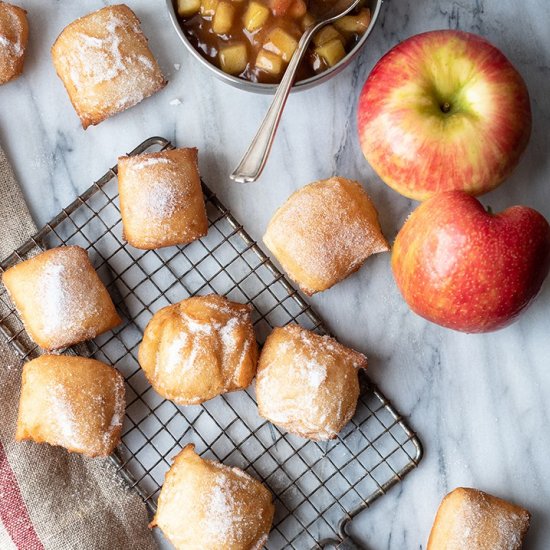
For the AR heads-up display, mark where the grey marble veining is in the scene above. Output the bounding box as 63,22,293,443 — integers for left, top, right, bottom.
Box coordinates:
1,0,550,548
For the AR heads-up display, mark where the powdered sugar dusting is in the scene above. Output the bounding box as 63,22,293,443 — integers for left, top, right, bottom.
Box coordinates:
264,177,389,293
257,324,366,440
138,54,154,70
52,6,165,125
219,316,240,359
0,33,21,57
4,246,119,350
303,357,327,389
0,5,25,73
67,13,141,87
39,256,103,342
124,157,190,231
49,382,84,449
156,448,273,548
105,374,125,446
446,490,530,549
205,473,237,542
21,357,126,456
129,157,172,170
145,295,257,405
162,331,189,374
200,460,271,546
143,180,180,220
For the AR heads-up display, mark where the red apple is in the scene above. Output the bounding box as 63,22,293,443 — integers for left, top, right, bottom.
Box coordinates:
392,191,550,333
357,30,532,201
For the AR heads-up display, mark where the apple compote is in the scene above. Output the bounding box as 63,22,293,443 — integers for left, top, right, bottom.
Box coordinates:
176,0,371,83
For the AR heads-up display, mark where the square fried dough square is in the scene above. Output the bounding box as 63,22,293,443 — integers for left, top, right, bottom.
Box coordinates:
118,147,208,249
51,5,166,128
2,245,121,350
16,355,125,457
0,2,28,84
427,487,530,550
264,177,389,295
151,444,274,549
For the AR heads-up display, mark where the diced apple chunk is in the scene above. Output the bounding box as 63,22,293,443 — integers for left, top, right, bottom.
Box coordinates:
270,0,294,17
315,38,346,66
219,43,248,74
288,0,307,18
255,49,283,75
200,0,219,16
334,8,371,36
212,1,235,34
178,0,201,17
313,25,343,47
264,27,298,62
243,1,270,31
301,12,314,30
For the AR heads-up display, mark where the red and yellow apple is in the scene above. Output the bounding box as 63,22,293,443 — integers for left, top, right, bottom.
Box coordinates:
392,191,550,333
357,30,532,201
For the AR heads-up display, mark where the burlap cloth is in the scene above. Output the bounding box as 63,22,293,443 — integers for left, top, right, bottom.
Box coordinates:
0,146,158,550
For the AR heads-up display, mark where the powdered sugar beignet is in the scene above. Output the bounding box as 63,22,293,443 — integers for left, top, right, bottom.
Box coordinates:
118,147,208,250
51,5,166,128
263,177,389,295
0,1,28,84
16,355,125,457
2,245,121,350
138,295,258,405
427,487,530,550
151,444,274,550
256,324,367,441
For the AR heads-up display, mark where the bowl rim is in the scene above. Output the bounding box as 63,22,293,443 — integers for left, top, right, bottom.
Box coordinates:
164,0,383,93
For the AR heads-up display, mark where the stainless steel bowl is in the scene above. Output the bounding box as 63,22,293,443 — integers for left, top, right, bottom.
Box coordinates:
165,0,383,93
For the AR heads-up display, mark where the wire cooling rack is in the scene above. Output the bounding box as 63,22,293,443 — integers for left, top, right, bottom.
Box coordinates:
0,137,422,549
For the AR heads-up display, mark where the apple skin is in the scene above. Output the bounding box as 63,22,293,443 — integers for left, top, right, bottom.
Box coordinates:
357,30,532,201
392,191,550,333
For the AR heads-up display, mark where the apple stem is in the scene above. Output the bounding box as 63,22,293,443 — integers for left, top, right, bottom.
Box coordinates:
440,102,451,114
486,205,493,215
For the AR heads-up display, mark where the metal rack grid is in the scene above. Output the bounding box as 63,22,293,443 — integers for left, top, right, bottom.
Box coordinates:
0,137,422,549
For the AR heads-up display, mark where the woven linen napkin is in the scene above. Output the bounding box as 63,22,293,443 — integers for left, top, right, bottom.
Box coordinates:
0,146,157,550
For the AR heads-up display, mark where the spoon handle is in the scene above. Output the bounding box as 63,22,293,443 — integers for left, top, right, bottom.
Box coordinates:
230,25,318,183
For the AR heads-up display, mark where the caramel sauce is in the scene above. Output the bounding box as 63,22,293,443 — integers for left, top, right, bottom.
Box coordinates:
177,0,369,84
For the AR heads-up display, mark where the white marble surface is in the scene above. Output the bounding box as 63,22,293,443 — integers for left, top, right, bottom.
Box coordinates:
1,0,550,548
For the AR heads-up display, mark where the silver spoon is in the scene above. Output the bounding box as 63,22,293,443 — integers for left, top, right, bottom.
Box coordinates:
230,0,362,183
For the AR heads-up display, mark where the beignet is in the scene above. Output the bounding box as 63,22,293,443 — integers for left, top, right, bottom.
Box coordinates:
16,355,125,457
51,5,166,128
427,487,531,550
0,1,28,84
118,148,208,249
151,444,274,550
138,295,258,405
2,245,121,350
263,177,389,295
256,324,367,440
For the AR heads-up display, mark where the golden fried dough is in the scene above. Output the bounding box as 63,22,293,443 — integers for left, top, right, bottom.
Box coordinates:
264,177,389,295
139,295,258,405
427,487,531,550
256,323,367,440
2,246,121,350
0,1,28,84
51,5,166,128
118,148,208,249
16,355,125,457
151,444,274,550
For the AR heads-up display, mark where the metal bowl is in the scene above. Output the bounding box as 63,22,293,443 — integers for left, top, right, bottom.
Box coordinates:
165,0,383,94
